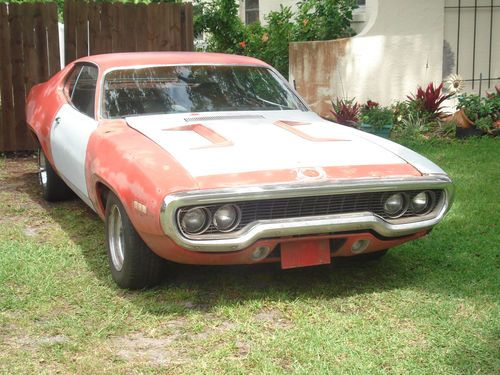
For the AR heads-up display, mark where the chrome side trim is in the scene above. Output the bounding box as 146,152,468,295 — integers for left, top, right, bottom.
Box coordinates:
160,175,454,252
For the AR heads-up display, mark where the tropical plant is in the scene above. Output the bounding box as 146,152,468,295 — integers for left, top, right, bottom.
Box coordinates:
407,83,453,119
394,113,427,139
330,98,360,127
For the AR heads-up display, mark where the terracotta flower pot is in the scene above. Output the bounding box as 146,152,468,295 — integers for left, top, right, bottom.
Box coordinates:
451,109,474,129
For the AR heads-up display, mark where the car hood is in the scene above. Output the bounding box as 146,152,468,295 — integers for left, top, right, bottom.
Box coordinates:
125,111,421,188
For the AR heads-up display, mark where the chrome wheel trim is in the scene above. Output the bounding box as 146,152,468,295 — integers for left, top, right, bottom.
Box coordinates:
108,205,125,271
38,151,48,188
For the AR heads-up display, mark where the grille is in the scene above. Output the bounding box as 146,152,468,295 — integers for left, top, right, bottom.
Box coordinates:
184,114,264,122
182,189,443,235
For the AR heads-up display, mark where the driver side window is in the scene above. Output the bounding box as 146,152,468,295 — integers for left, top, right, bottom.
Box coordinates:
65,65,98,118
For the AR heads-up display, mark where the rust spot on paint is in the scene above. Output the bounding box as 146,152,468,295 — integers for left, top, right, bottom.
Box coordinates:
163,124,233,149
133,200,148,215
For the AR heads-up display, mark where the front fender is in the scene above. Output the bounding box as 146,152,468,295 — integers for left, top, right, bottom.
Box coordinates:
85,120,198,236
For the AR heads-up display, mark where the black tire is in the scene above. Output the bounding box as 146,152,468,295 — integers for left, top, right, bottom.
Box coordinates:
38,149,74,202
105,192,165,289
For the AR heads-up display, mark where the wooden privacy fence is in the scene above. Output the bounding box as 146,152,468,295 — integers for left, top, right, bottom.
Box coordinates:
0,1,194,152
0,2,60,152
64,0,194,65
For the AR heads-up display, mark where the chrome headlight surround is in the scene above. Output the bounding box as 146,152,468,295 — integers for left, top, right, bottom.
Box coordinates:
160,175,454,252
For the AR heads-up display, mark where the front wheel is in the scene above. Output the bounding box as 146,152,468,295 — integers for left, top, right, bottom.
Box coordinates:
105,193,165,289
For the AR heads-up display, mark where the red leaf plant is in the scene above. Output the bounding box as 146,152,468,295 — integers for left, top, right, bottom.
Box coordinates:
364,100,379,109
330,98,360,127
407,82,452,118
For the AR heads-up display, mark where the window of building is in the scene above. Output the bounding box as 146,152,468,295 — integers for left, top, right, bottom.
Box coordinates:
358,0,366,6
245,0,259,24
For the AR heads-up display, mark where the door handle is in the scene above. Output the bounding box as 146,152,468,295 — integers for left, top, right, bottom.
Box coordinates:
54,117,61,127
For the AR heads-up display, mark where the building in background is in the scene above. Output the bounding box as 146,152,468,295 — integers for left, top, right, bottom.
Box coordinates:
284,0,499,116
237,0,367,28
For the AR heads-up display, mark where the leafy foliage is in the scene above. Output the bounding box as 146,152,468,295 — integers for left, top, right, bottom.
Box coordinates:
330,98,360,126
457,93,499,126
360,102,393,130
293,0,357,41
194,0,245,53
195,0,357,77
475,116,494,132
407,83,452,119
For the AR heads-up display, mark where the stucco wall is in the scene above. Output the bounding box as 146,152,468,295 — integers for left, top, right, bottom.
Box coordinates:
289,0,446,117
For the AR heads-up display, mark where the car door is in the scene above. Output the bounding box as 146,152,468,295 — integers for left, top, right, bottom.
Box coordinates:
50,64,99,208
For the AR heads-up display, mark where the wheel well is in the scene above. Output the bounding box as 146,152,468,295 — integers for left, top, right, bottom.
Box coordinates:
96,182,111,213
30,130,41,148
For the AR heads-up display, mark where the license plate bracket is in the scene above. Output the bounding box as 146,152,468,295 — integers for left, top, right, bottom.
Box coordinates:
280,239,331,269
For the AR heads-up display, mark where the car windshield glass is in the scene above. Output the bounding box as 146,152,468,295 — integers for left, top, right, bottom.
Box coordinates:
103,65,306,118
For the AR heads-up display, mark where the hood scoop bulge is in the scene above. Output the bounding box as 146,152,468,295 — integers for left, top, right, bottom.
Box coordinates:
184,114,265,122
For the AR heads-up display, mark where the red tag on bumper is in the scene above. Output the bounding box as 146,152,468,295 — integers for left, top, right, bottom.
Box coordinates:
280,239,331,269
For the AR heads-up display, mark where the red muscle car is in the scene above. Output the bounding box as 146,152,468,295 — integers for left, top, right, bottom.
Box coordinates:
26,52,454,289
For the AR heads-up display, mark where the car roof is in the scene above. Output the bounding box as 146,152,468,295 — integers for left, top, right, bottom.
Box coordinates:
75,52,270,71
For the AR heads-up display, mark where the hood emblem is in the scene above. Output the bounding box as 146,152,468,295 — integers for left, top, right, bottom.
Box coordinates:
297,167,326,180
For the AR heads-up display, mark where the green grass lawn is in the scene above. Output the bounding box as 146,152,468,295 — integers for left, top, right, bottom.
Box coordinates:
0,138,499,374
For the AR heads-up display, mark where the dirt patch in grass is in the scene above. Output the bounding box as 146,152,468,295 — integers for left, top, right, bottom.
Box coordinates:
108,333,188,366
253,308,293,329
4,334,70,351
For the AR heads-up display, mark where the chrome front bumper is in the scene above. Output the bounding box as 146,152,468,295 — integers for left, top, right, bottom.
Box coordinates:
160,175,454,252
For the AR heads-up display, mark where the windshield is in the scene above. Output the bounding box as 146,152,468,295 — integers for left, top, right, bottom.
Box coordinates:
102,65,306,118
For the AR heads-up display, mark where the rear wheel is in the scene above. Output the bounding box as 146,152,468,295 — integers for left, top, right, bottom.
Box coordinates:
105,192,165,289
38,149,74,202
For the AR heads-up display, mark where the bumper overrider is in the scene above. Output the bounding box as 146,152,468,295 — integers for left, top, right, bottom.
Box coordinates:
160,175,454,252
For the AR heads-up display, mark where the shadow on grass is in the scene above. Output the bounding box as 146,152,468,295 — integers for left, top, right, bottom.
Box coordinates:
11,163,498,317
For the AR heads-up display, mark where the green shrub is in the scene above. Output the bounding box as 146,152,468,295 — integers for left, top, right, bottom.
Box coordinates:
475,116,494,132
360,103,393,130
195,0,358,77
293,0,356,41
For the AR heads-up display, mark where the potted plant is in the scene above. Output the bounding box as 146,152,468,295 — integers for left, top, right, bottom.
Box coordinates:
330,98,360,127
359,100,393,138
454,91,499,138
486,86,500,136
